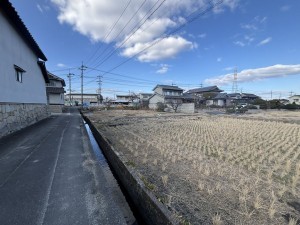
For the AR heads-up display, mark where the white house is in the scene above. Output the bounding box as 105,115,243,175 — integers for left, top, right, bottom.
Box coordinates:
149,85,184,109
46,72,66,113
289,95,300,105
139,93,152,108
0,0,50,138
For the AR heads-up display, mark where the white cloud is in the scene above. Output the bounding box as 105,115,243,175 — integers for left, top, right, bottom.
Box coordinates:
37,4,50,13
121,36,195,62
234,35,254,47
280,5,291,12
57,63,67,67
205,64,300,86
156,64,170,74
241,24,257,30
257,37,272,46
217,57,222,62
244,35,254,43
236,16,268,47
198,33,207,39
37,4,43,12
254,16,267,24
50,0,239,62
234,41,245,47
224,66,234,71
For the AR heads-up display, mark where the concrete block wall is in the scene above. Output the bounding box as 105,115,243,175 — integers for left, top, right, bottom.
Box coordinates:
49,104,64,113
177,103,195,113
0,103,49,138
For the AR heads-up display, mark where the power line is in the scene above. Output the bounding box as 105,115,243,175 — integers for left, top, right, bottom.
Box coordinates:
90,0,166,69
87,66,161,83
96,0,224,76
85,0,132,65
49,67,77,73
88,0,147,67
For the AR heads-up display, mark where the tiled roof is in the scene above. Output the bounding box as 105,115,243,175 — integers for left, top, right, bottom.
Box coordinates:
182,93,195,100
152,85,183,91
187,86,223,94
47,72,66,86
1,0,47,61
241,93,259,98
214,93,228,99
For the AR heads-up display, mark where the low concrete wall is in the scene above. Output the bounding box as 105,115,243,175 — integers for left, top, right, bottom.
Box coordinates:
83,115,177,225
0,103,49,138
49,104,64,113
177,103,195,113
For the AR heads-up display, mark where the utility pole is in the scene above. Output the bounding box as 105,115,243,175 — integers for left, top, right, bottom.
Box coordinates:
232,67,238,93
79,62,87,108
97,75,102,105
67,71,74,106
271,90,273,100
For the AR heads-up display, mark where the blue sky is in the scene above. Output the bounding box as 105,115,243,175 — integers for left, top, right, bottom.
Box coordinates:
10,0,300,99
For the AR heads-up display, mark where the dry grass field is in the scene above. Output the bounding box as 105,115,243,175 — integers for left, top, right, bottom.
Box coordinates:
87,110,300,225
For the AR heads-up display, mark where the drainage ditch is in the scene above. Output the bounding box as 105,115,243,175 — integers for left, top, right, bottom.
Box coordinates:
83,120,145,225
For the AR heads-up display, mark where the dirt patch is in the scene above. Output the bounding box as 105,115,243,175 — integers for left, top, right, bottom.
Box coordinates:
86,110,300,225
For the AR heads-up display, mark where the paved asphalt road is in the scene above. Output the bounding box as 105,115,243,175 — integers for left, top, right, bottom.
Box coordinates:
0,108,136,225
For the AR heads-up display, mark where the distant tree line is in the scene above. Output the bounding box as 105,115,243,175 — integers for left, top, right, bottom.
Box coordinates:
253,99,300,110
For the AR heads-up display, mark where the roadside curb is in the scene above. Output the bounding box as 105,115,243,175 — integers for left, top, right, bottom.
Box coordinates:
82,115,178,225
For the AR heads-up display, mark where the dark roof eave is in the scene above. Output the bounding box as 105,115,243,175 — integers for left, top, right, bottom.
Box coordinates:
152,84,183,91
47,72,66,86
38,61,49,83
1,0,47,61
187,86,223,93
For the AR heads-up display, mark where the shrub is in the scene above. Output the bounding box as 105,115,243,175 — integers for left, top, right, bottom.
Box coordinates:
282,103,299,110
156,102,165,112
247,104,258,109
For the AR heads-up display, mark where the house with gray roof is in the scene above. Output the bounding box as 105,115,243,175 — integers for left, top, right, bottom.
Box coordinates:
206,92,260,107
186,86,223,106
148,85,195,112
149,85,184,109
186,86,223,95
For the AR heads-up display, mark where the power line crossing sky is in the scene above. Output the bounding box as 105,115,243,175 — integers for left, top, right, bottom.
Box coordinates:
10,0,300,99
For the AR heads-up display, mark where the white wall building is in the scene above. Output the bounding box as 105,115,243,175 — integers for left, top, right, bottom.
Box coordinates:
148,85,184,109
0,0,49,137
65,93,100,106
289,95,300,105
46,72,66,113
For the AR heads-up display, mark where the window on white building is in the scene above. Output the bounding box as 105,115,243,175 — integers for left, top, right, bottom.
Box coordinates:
14,65,26,83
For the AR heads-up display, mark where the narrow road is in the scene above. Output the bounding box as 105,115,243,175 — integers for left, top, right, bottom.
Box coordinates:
0,108,136,225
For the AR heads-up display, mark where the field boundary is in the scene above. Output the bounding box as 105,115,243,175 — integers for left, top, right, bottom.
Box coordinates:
83,115,177,225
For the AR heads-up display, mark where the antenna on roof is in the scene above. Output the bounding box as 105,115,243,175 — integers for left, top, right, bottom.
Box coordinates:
232,67,238,93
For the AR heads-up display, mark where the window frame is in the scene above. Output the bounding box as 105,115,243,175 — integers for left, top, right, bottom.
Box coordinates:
14,65,26,83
